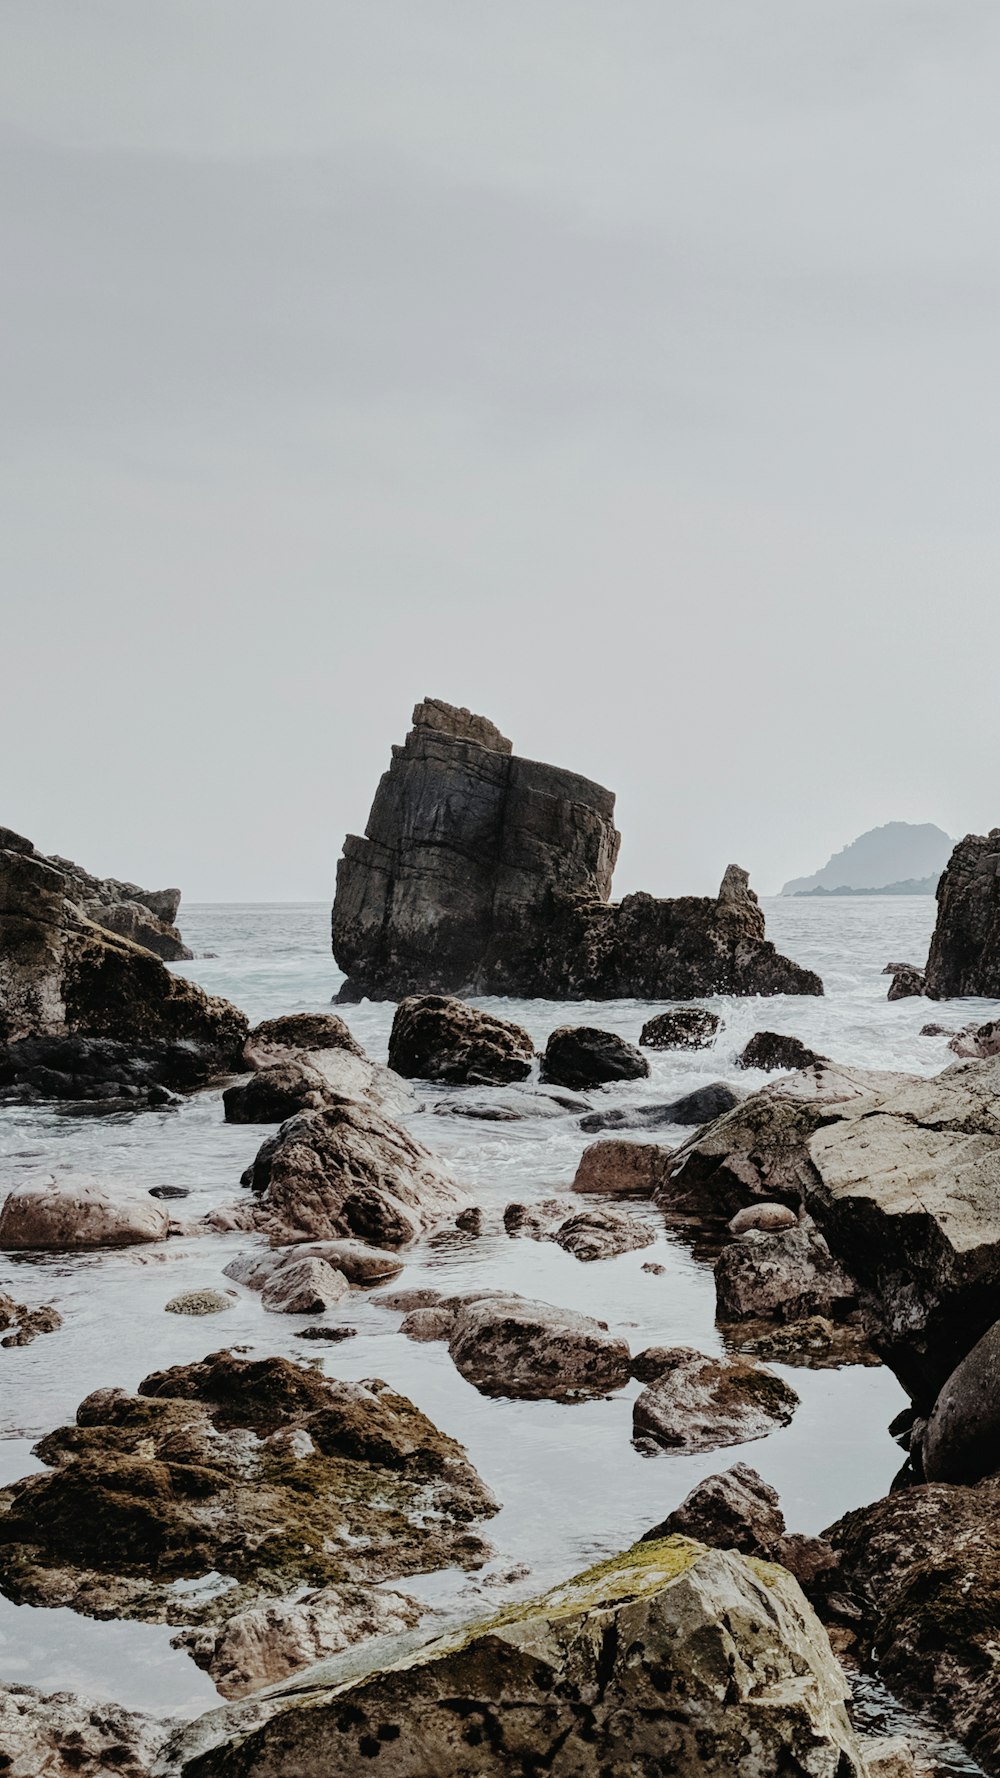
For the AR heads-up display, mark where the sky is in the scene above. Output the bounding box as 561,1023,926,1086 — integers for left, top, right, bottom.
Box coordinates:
3,2,1000,903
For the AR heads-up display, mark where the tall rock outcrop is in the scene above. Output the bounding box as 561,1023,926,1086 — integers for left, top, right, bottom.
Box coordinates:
925,828,1000,998
332,700,822,1002
0,832,246,1091
0,825,191,960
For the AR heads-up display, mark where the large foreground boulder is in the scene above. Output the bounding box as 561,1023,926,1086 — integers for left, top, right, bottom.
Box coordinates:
331,700,822,1000
823,1479,1000,1773
659,1057,1000,1402
925,828,1000,998
0,1352,497,1696
242,1099,470,1245
0,833,246,1094
167,1537,865,1778
387,994,534,1084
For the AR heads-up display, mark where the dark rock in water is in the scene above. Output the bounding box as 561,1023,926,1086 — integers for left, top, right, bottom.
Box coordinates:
922,1318,1000,1483
444,1292,632,1401
632,1348,798,1452
330,700,823,1001
721,1314,878,1370
149,1185,189,1200
387,994,533,1085
242,1099,470,1245
886,966,925,1001
642,1462,786,1556
223,1060,333,1124
921,1022,953,1037
824,1479,1000,1772
738,1031,824,1072
571,1138,669,1196
948,1018,1000,1059
295,1324,357,1342
581,1081,740,1132
640,1006,721,1049
925,828,1000,999
540,1025,648,1090
165,1537,863,1778
551,1205,655,1262
662,1058,1000,1404
714,1219,857,1325
0,1352,497,1696
0,835,246,1099
0,1292,61,1347
503,1197,577,1238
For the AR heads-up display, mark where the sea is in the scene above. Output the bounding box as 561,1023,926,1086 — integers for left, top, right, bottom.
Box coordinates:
0,895,994,1769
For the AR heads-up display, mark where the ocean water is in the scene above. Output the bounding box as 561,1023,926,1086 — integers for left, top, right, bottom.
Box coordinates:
0,895,994,1762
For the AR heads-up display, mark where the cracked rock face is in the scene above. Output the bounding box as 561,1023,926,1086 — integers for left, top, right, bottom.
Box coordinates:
164,1537,866,1778
658,1058,1000,1402
331,699,822,1001
925,828,1000,998
0,1352,497,1695
0,1681,167,1778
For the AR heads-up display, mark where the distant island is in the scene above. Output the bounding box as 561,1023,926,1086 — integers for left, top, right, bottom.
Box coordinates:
782,821,952,897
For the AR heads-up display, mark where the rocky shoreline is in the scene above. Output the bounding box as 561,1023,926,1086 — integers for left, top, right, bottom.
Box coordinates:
3,719,1000,1775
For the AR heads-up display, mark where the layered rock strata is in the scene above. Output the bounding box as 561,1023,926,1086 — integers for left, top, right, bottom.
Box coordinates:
0,825,191,959
332,700,822,1001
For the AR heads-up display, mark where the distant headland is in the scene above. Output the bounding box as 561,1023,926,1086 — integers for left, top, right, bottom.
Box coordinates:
781,821,952,898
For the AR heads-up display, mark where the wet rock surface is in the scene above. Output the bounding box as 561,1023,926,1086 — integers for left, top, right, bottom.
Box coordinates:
948,1018,1000,1059
0,1680,167,1778
0,1352,497,1693
0,1291,62,1346
632,1347,799,1452
0,1178,170,1250
925,828,1000,999
242,1012,364,1066
581,1080,740,1132
330,699,822,1001
738,1030,825,1072
241,1098,470,1245
643,1462,786,1556
387,994,534,1084
550,1205,656,1262
639,1005,721,1049
222,1059,334,1124
414,1291,633,1400
887,966,926,1001
571,1136,669,1195
539,1024,649,1090
165,1537,864,1778
714,1217,858,1325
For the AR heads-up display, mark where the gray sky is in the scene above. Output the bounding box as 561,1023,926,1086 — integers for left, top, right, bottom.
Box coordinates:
3,2,1000,902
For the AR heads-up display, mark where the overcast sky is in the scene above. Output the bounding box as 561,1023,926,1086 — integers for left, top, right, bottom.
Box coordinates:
3,2,1000,902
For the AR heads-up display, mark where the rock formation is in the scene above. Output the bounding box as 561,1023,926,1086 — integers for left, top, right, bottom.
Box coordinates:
165,1537,866,1778
0,830,246,1097
925,828,1000,997
0,824,191,959
386,994,534,1084
631,1348,799,1452
332,699,823,1001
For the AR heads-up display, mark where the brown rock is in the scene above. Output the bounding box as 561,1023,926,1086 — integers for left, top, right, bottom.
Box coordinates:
552,1205,655,1262
633,1349,798,1452
0,1682,165,1778
572,1138,670,1196
714,1219,857,1324
387,994,534,1085
729,1202,799,1234
259,1256,351,1314
0,1179,169,1251
446,1293,632,1400
642,1462,786,1555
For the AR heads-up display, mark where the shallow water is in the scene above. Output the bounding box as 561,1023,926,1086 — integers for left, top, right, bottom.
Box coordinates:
0,895,994,1754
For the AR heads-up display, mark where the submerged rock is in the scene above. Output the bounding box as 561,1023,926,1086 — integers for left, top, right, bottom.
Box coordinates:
639,1006,721,1049
242,1099,470,1246
0,1352,497,1692
571,1137,669,1195
925,828,1000,998
0,1179,170,1251
0,1680,166,1778
165,1290,233,1316
540,1025,648,1090
166,1536,864,1778
0,833,246,1097
738,1031,824,1072
0,1293,61,1347
330,699,823,1001
551,1205,655,1262
632,1348,798,1452
580,1081,740,1133
387,994,534,1085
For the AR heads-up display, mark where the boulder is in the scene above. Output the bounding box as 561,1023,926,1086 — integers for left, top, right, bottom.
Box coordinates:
222,1060,332,1124
259,1256,350,1314
431,1090,569,1122
0,1179,169,1250
331,700,823,1001
540,1025,649,1090
738,1031,824,1072
640,1006,721,1049
0,1682,165,1778
445,1292,632,1400
0,1352,497,1683
225,1239,402,1294
948,1018,1000,1059
571,1137,669,1195
165,1290,233,1316
0,835,246,1093
580,1081,740,1133
18,831,192,962
887,966,925,1001
387,994,534,1084
824,1478,1000,1772
661,1057,1000,1402
242,1012,364,1067
175,1582,421,1700
642,1462,786,1556
632,1348,798,1452
551,1205,655,1262
503,1196,577,1238
729,1202,799,1234
922,1317,1000,1483
925,828,1000,998
714,1219,857,1324
858,1739,917,1778
242,1099,470,1246
166,1538,864,1778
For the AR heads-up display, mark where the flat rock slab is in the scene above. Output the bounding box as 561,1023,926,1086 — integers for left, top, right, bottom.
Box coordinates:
632,1348,798,1452
165,1537,864,1778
